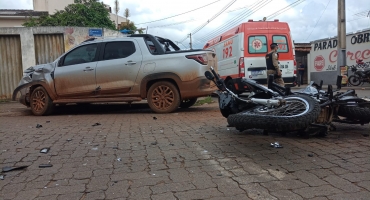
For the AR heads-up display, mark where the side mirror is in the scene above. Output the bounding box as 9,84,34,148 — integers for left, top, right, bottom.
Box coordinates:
57,57,63,67
204,71,214,80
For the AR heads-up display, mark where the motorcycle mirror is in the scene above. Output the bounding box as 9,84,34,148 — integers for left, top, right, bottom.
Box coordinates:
204,71,215,80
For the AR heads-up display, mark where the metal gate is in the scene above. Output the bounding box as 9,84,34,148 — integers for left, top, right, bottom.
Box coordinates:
34,34,65,65
0,35,22,100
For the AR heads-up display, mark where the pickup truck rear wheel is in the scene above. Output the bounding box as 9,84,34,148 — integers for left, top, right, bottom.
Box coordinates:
30,86,54,116
147,81,181,113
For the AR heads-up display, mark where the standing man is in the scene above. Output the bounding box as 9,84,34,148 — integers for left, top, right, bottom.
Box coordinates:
297,62,305,86
265,43,284,87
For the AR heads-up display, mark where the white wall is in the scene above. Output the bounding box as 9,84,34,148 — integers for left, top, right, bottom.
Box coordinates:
33,0,74,14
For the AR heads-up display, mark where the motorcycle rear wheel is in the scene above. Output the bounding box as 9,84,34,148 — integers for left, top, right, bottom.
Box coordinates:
348,75,362,86
227,94,321,132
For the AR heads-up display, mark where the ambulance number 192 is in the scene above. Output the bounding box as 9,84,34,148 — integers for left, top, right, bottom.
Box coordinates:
223,46,232,59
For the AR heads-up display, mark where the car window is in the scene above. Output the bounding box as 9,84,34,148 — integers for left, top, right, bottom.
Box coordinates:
248,36,267,54
272,35,289,53
146,39,157,54
63,44,98,66
103,41,136,60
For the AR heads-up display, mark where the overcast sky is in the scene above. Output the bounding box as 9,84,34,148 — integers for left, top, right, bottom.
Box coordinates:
1,0,369,49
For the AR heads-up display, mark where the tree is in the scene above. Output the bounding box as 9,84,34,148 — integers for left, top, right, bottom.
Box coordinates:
119,8,144,34
22,0,116,30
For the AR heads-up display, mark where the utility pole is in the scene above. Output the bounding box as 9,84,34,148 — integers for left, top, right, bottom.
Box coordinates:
189,33,193,50
337,0,346,76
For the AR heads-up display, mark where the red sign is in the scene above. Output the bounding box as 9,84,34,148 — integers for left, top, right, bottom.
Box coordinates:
314,55,325,71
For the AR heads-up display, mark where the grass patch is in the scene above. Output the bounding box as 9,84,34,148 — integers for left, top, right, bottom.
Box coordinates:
194,96,215,106
0,99,10,103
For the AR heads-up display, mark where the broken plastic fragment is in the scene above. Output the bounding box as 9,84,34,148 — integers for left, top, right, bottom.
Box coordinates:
270,142,283,148
2,165,28,172
39,164,53,168
308,154,314,157
66,139,72,142
0,175,4,180
117,158,122,162
91,147,98,150
40,148,50,153
36,124,42,128
92,123,101,126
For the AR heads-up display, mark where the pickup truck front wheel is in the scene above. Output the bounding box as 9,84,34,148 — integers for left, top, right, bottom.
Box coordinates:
30,86,54,116
147,81,180,113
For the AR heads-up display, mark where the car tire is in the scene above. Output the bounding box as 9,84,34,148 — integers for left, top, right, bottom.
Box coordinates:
30,86,54,116
179,98,198,108
147,81,181,113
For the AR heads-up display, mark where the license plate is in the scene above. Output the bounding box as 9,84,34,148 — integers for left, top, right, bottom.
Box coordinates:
251,70,264,76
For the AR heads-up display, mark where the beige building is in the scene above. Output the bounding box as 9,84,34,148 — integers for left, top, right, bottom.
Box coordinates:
0,0,126,27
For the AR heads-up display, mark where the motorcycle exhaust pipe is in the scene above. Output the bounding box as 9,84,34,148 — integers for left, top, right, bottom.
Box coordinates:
250,98,282,107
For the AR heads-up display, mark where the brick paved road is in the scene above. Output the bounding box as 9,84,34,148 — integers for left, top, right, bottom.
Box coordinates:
1,100,370,200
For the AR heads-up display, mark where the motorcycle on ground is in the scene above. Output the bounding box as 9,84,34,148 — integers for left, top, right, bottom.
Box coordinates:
348,59,370,86
267,75,370,136
204,67,321,134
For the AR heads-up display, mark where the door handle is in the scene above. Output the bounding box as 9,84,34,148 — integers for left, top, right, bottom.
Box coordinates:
125,61,136,65
83,67,94,71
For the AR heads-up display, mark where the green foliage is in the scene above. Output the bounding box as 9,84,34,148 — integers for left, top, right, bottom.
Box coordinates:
23,0,116,30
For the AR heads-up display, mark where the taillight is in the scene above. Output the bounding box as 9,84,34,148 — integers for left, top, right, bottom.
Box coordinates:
239,57,245,78
186,54,208,65
293,59,297,75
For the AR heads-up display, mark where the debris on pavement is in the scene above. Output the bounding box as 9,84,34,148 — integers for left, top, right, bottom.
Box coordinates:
151,141,158,145
92,123,101,126
0,175,4,180
308,154,314,157
40,148,50,153
66,139,72,142
36,124,42,128
270,142,283,148
2,165,28,172
91,147,98,150
39,164,53,168
117,158,122,161
153,117,157,120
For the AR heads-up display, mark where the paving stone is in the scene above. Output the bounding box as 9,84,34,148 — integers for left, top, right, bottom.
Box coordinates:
212,177,245,196
357,180,370,191
57,192,84,200
151,192,177,200
104,180,129,199
324,175,362,192
293,185,343,199
340,172,370,182
174,188,223,200
261,180,308,191
84,190,106,200
292,170,328,186
328,191,370,200
129,186,152,199
151,182,196,194
232,174,277,185
270,190,303,200
240,183,278,200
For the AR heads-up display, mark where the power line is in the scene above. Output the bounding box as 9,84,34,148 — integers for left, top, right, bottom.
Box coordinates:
136,0,221,25
189,0,267,44
266,0,305,20
305,0,332,41
192,0,271,46
149,19,197,28
178,0,237,43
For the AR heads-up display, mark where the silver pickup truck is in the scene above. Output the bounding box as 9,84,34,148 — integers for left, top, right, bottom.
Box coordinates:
12,34,218,115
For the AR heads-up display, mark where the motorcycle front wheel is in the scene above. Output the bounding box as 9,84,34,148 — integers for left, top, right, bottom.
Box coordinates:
348,75,362,86
227,94,321,132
